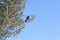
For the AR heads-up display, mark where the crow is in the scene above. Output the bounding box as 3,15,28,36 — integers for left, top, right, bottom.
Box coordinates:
25,16,29,22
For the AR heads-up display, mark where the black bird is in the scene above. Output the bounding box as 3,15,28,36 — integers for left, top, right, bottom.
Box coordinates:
25,16,29,22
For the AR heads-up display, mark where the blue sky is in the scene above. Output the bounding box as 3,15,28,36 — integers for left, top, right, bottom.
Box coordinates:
8,0,60,40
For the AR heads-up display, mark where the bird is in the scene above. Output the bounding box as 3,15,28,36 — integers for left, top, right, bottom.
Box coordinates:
25,16,30,22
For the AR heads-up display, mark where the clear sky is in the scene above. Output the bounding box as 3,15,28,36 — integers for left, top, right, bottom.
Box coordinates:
8,0,60,40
